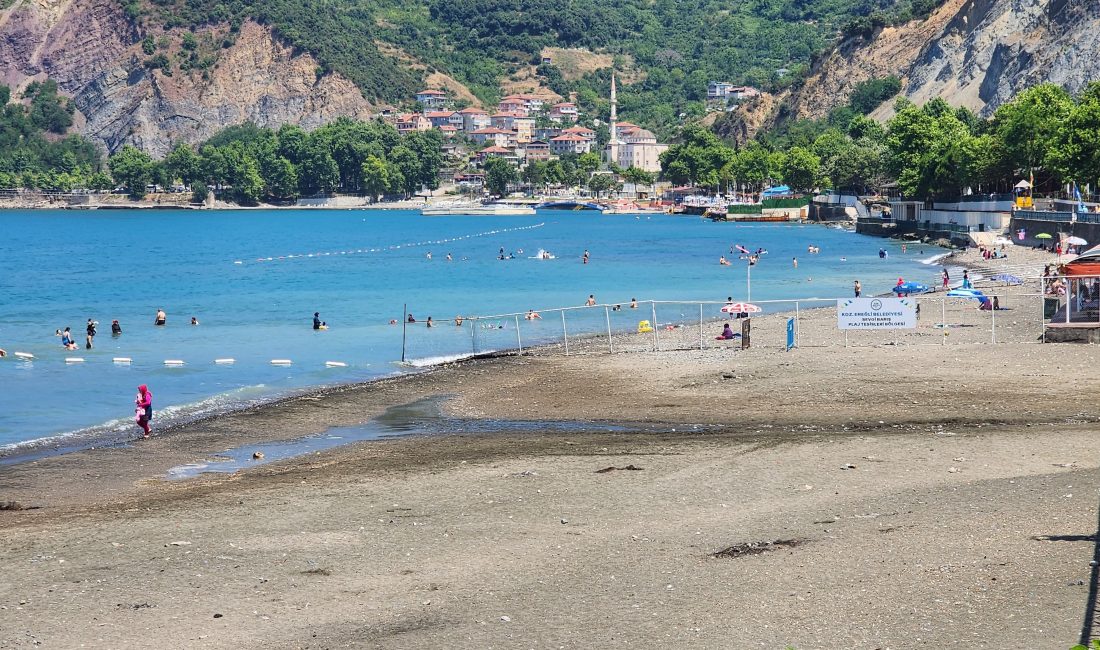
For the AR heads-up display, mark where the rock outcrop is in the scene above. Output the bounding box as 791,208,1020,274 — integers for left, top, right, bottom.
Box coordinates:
790,0,1100,121
0,0,374,156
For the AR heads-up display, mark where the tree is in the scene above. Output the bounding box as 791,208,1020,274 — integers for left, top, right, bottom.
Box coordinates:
522,160,547,189
1047,83,1100,188
780,146,820,192
622,166,655,197
360,155,389,201
108,145,155,198
587,172,617,198
483,157,517,197
163,143,201,186
993,84,1073,184
266,156,299,200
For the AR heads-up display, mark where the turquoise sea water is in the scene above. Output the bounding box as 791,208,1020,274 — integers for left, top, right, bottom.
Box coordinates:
0,208,944,452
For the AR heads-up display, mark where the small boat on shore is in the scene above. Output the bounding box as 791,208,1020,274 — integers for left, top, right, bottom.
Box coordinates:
421,201,536,216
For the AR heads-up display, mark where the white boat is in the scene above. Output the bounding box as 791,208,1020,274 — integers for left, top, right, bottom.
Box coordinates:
421,201,536,216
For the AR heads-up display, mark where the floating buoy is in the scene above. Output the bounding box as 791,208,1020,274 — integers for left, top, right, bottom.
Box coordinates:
270,359,292,366
214,358,235,365
325,361,347,368
14,352,34,360
65,357,85,363
113,357,132,364
164,359,185,366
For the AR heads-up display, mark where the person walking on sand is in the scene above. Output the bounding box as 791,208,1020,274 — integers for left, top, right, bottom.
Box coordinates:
854,280,862,298
155,309,166,326
135,384,152,439
942,268,950,289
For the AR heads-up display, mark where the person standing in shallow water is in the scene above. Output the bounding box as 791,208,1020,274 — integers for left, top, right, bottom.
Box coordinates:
135,385,152,439
854,280,862,298
154,309,166,326
313,312,321,330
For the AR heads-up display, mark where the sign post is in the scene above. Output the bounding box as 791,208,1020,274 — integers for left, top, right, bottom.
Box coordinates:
837,297,917,332
785,317,795,351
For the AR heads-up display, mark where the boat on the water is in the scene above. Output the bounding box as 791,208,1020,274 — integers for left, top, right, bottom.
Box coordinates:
421,201,536,216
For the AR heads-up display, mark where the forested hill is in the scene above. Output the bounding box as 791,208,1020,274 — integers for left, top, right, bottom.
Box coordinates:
133,0,940,133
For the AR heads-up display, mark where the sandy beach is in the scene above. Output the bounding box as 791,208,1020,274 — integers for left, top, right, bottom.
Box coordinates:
2,244,1099,649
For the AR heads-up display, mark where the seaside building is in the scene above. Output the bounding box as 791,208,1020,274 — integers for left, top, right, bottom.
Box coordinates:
523,140,552,162
458,107,491,133
470,127,516,148
416,89,448,109
425,111,457,128
551,133,592,155
602,73,668,172
615,128,668,173
476,145,517,164
535,126,563,141
549,102,579,123
395,113,431,134
562,125,595,139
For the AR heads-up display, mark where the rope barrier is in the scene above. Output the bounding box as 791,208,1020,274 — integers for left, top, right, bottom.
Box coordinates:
239,222,547,265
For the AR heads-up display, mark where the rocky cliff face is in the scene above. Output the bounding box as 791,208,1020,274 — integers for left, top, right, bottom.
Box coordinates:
790,0,1100,121
0,0,374,156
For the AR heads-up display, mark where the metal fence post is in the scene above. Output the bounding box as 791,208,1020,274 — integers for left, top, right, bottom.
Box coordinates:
604,306,614,353
990,296,996,344
515,315,523,353
795,300,801,348
561,310,570,355
651,302,660,352
699,303,704,350
472,317,479,353
941,296,946,345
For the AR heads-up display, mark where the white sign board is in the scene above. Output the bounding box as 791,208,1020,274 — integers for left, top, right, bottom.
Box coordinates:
837,297,916,330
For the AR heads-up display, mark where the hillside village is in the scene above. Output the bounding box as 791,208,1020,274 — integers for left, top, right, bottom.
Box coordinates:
381,79,671,188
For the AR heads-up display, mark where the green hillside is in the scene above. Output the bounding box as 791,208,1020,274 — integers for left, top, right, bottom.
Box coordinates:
133,0,942,135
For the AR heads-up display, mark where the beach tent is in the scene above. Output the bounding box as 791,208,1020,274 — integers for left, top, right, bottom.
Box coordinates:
1061,244,1100,277
762,185,791,197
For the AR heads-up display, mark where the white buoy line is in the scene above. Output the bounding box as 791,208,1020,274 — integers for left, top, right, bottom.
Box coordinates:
239,222,547,265
4,356,353,369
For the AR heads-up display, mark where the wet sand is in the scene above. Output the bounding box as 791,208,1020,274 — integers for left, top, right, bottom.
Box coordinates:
2,263,1099,648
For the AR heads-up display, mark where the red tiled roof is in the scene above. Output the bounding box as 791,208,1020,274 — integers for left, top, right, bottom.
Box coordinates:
551,134,587,142
480,145,511,153
471,127,509,134
459,107,489,114
424,111,456,118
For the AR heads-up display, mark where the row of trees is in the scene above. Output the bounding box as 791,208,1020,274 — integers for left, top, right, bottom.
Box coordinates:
660,83,1100,200
108,119,445,203
480,152,650,198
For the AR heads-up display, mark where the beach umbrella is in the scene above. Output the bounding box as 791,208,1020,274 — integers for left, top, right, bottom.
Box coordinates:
1066,236,1088,246
721,302,762,314
991,273,1023,285
947,288,986,299
1035,233,1053,239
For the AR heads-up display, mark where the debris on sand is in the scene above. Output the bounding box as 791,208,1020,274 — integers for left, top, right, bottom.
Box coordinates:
711,539,805,559
596,465,643,474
